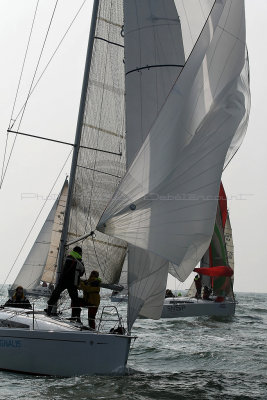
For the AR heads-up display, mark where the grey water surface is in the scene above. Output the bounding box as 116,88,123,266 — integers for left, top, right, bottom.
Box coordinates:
0,287,266,400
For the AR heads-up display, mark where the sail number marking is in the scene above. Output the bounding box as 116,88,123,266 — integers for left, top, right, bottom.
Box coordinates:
167,305,186,312
0,339,22,348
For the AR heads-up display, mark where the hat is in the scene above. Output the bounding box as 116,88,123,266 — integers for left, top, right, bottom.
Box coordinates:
73,246,82,255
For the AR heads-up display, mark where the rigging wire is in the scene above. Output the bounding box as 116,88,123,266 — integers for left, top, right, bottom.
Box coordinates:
0,0,40,189
0,0,59,189
0,149,73,293
7,0,87,134
0,0,89,190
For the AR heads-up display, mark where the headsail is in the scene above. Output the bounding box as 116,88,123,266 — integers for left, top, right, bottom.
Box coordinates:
124,0,187,327
97,1,249,289
11,179,68,291
97,0,249,328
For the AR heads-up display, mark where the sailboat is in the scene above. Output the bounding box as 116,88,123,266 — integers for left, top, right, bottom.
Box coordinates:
0,0,249,376
162,183,236,318
7,179,68,298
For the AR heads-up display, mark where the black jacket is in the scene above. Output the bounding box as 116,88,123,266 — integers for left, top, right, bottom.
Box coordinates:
4,297,32,309
60,255,85,287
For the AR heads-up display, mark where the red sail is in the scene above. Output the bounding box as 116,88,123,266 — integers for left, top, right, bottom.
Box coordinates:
194,266,233,277
219,183,227,229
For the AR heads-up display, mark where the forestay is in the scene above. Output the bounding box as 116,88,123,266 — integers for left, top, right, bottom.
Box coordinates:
98,0,249,299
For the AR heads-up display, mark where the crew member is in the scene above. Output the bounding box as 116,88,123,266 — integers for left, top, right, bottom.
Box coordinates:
45,246,85,316
4,286,32,309
78,270,101,329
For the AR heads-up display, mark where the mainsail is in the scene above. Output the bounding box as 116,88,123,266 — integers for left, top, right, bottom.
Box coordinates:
11,179,68,291
64,1,127,283
97,0,250,328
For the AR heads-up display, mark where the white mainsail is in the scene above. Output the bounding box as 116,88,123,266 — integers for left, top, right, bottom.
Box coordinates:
97,0,250,328
65,0,127,284
11,180,68,291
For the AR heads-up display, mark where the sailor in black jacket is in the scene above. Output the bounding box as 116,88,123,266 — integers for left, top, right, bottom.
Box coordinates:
46,246,85,316
5,286,32,309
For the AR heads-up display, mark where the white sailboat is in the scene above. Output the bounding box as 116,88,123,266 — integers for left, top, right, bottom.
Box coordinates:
162,183,236,318
8,179,68,298
0,0,249,376
0,0,132,376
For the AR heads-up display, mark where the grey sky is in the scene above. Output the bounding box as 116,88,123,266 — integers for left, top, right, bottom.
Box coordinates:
0,1,266,293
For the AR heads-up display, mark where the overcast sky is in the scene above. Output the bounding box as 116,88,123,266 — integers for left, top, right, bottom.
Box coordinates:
0,1,266,293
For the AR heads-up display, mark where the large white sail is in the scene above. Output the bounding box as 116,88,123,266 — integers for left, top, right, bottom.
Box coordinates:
124,0,186,327
98,0,249,299
11,180,68,291
65,1,127,283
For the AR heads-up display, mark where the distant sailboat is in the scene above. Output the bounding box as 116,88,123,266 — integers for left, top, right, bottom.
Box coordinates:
162,183,236,318
8,179,68,298
0,0,249,376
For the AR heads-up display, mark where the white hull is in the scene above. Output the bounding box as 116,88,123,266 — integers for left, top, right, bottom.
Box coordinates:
161,297,235,318
0,309,132,376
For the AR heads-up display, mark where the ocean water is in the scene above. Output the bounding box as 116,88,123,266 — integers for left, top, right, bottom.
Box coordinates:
0,288,266,400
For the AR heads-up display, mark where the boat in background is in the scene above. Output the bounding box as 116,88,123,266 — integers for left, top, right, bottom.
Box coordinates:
8,179,68,298
161,183,236,318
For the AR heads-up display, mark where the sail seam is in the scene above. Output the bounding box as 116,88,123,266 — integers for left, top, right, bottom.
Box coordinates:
83,123,124,138
89,79,124,95
98,17,121,28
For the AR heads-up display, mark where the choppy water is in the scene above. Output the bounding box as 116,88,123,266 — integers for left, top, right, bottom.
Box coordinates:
0,287,266,400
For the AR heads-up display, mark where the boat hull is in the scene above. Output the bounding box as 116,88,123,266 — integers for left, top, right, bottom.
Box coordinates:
0,310,132,376
161,297,235,318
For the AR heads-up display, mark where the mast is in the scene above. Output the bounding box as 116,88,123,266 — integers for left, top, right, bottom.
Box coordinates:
56,0,100,279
